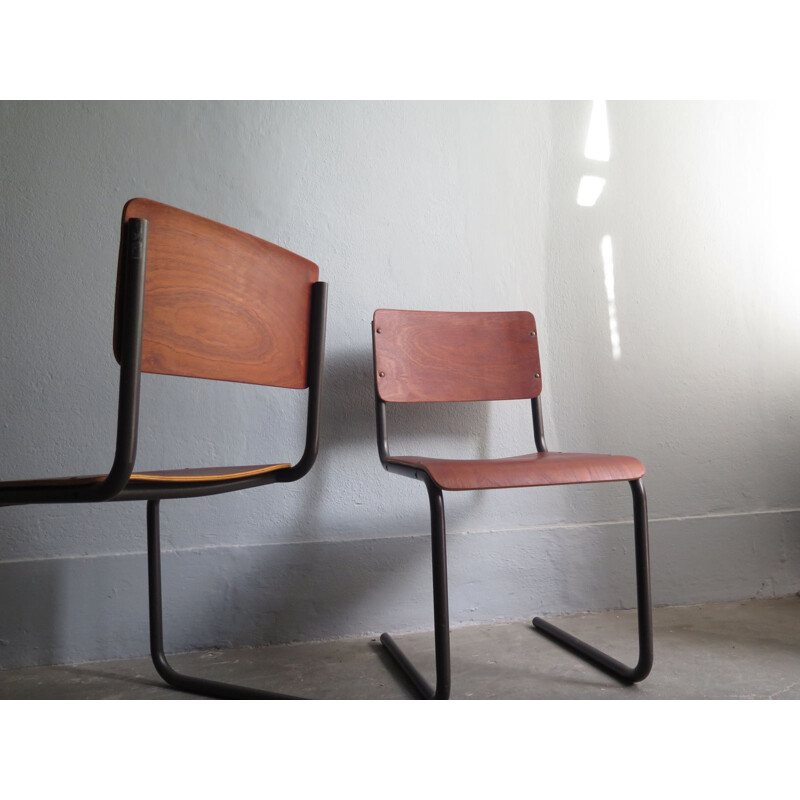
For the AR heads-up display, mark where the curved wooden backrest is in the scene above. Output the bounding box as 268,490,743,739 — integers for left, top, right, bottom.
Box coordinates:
116,198,318,388
373,309,542,403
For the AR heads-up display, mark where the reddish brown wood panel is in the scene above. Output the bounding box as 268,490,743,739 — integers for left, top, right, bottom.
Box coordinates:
386,451,645,491
0,463,291,488
128,464,290,482
373,309,542,403
119,198,318,388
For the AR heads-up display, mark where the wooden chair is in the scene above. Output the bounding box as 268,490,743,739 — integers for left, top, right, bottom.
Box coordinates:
0,198,327,699
371,309,652,699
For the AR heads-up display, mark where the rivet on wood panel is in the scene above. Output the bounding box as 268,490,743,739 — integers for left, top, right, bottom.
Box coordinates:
376,328,382,333
379,371,385,377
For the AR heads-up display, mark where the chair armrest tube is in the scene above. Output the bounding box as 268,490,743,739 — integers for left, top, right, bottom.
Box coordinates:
277,281,327,483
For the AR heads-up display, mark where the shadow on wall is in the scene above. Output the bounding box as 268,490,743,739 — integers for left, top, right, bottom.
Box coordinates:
0,530,443,667
283,345,495,541
175,345,500,651
0,343,498,667
321,343,494,456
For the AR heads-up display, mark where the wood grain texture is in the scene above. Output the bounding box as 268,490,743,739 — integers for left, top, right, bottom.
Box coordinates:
386,452,645,491
0,463,291,488
373,309,542,403
119,198,319,388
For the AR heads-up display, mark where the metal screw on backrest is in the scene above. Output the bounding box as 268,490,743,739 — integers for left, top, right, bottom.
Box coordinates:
535,373,540,378
531,331,536,336
376,328,382,334
379,372,385,377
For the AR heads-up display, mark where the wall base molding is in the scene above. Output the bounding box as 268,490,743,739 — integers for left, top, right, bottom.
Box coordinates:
1,509,798,669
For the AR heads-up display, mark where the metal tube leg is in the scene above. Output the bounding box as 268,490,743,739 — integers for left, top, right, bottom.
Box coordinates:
532,479,653,684
146,499,301,699
379,483,451,699
631,478,654,680
146,499,172,684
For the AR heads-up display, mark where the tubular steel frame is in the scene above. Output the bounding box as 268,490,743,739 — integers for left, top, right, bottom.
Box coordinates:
1,218,328,700
374,362,653,699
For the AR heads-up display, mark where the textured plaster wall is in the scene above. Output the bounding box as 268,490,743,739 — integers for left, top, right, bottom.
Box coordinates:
1,101,798,667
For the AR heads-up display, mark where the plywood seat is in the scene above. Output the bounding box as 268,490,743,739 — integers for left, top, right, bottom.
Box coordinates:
0,463,291,489
385,451,645,491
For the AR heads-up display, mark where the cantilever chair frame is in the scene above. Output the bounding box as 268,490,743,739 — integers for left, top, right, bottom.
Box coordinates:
372,312,652,700
1,208,327,700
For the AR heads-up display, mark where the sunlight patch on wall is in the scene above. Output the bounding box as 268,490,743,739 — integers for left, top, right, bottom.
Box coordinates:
577,101,610,206
584,100,610,162
601,234,621,361
577,175,606,207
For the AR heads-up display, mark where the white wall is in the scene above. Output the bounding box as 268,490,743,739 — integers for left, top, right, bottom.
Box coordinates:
1,101,798,667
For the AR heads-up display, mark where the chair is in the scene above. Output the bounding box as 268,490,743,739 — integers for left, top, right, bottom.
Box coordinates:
371,308,652,699
0,198,327,699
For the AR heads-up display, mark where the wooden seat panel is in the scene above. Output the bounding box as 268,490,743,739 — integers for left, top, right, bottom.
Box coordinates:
0,463,291,489
385,451,645,491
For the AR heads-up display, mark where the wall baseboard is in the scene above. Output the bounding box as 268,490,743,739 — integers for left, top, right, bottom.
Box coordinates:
1,509,798,669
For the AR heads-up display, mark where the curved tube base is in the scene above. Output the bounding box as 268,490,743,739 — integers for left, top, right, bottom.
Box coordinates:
531,616,651,685
379,632,450,700
147,500,303,700
531,479,653,685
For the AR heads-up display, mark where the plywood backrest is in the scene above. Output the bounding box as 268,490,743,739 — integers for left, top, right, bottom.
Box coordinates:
373,309,542,403
117,198,318,388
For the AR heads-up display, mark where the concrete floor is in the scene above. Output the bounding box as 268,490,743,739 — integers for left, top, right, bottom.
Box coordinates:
1,596,799,699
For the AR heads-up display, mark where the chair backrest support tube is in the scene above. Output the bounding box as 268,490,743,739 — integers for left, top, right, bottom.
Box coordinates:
276,281,328,483
375,397,390,465
93,218,147,500
531,396,548,453
372,318,391,466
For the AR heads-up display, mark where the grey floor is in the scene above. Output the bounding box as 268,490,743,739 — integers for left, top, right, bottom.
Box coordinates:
1,596,799,700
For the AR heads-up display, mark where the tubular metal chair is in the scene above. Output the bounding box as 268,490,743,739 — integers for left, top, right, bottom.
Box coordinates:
371,309,652,699
0,198,327,699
